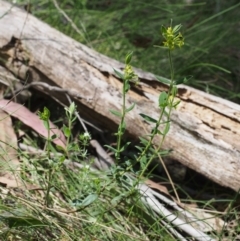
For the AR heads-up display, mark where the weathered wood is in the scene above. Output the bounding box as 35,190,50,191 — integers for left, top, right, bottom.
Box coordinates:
0,1,240,190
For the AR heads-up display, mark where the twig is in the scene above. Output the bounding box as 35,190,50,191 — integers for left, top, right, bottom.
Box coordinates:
90,139,115,170
160,219,188,241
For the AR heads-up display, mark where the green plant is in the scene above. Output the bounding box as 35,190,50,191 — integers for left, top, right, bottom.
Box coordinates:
106,22,187,190
62,102,91,159
106,52,138,164
38,103,91,206
5,1,240,237
137,22,186,178
30,23,186,237
38,106,56,206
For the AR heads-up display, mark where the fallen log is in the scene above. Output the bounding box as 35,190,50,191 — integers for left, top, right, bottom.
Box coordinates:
0,1,240,191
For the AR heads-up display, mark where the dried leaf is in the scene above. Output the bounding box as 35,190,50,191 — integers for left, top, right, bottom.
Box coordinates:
0,108,20,187
145,179,170,197
0,99,66,148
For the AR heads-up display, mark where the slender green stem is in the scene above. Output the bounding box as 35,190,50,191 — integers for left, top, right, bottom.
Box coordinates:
116,79,127,161
45,119,52,206
67,113,72,150
45,170,52,206
168,49,174,82
138,49,175,178
136,106,166,163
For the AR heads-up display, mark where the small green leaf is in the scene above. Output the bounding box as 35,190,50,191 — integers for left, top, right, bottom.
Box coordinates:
171,85,178,96
38,106,50,121
173,24,182,33
125,52,133,65
111,194,124,205
105,145,117,153
159,149,172,156
119,142,131,152
59,155,66,164
163,122,170,135
114,68,124,79
175,78,185,85
124,80,130,93
158,91,168,107
4,215,44,228
154,45,169,50
43,120,50,131
56,145,66,153
135,145,143,152
161,25,167,35
156,129,163,135
81,194,98,207
155,75,171,85
110,109,122,117
139,137,149,145
125,102,135,113
63,125,71,138
140,155,147,168
149,146,157,154
69,102,76,115
139,113,157,123
176,75,192,85
159,120,171,125
118,121,126,133
172,100,181,108
51,134,57,140
184,75,192,84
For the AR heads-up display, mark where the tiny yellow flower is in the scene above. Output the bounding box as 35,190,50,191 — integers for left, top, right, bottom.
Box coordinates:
124,64,139,84
161,24,184,50
168,95,180,109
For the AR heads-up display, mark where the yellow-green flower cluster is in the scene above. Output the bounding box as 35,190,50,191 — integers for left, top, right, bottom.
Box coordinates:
167,95,181,109
162,24,184,50
124,64,139,83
